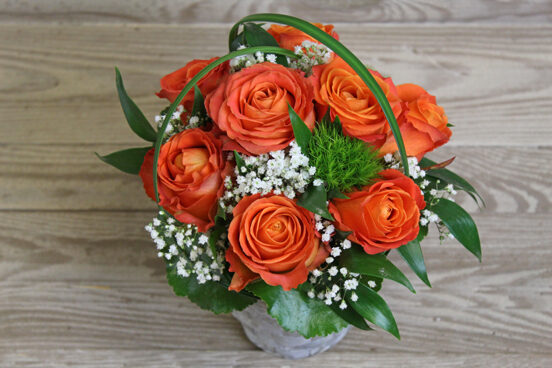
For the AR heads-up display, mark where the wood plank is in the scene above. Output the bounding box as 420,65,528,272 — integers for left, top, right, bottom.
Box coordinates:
1,350,551,368
0,144,549,213
1,0,551,24
0,24,551,146
1,211,551,354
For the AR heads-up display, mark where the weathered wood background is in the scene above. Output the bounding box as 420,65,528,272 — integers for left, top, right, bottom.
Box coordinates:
0,1,551,367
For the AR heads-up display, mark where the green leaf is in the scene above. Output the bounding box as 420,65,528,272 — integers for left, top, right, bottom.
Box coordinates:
348,283,400,339
329,303,372,331
115,67,157,142
420,157,485,207
339,245,415,293
191,85,207,118
230,31,246,51
208,225,225,259
327,188,349,199
214,203,227,222
297,184,334,220
167,264,256,314
398,239,431,287
243,23,288,66
95,147,151,175
432,198,482,261
288,104,312,155
247,282,349,338
233,150,246,173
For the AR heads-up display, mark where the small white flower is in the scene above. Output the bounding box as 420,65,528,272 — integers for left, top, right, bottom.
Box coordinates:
420,218,429,226
331,247,342,257
266,54,277,63
307,290,315,298
350,292,358,302
325,256,334,264
340,267,348,276
153,218,161,226
341,239,352,249
367,280,377,288
384,153,394,163
328,266,338,276
313,179,324,187
339,300,347,310
198,234,209,244
321,233,331,242
312,269,322,277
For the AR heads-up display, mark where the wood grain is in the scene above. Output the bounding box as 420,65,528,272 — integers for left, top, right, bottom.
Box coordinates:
1,211,551,354
1,0,551,24
1,350,551,368
1,144,549,213
0,24,551,146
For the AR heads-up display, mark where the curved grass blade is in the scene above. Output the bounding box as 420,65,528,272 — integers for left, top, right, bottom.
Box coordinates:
152,46,298,204
228,14,409,176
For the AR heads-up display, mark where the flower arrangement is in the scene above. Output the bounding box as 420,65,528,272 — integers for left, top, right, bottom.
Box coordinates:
98,14,482,341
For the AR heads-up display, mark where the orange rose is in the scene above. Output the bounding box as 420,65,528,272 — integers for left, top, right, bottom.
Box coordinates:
156,57,229,112
267,23,339,51
205,62,315,155
310,57,402,147
226,194,328,292
139,128,232,232
329,169,425,254
379,83,452,159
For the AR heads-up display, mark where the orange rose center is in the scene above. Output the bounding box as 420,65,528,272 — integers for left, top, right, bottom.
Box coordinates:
175,148,210,174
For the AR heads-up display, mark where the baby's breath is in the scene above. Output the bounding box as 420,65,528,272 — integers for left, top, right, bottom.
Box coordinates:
145,211,225,284
220,141,316,212
290,40,333,75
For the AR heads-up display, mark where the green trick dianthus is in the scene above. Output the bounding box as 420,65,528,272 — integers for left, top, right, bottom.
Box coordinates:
307,119,383,192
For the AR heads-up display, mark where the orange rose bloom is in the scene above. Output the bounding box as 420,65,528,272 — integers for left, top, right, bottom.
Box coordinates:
267,23,339,50
226,194,328,292
329,169,425,254
139,128,232,232
205,62,315,155
379,83,452,159
156,57,229,112
310,57,402,147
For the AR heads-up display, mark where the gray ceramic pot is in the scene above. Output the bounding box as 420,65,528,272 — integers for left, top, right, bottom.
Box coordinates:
232,301,351,359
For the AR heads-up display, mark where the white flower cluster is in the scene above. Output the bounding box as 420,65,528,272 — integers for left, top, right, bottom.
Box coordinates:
220,141,316,213
307,238,377,310
154,105,203,140
290,40,333,75
145,211,226,284
229,45,279,72
384,153,426,179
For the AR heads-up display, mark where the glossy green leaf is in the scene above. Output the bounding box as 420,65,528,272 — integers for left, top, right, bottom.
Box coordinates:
288,104,313,155
208,225,225,259
296,184,334,220
95,147,151,175
247,282,349,338
339,245,415,293
432,198,482,261
243,22,288,66
348,283,400,339
420,157,485,207
167,264,256,314
191,85,207,118
329,303,372,331
228,14,410,176
327,188,349,199
234,150,246,173
230,31,246,51
398,239,431,287
115,67,157,142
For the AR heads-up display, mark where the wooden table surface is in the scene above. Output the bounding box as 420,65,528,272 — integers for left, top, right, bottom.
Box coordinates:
1,1,551,367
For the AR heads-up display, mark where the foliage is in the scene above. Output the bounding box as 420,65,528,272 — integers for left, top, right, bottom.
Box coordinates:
307,119,382,192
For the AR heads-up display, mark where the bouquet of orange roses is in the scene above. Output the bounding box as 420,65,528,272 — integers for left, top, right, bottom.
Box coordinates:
98,14,482,341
